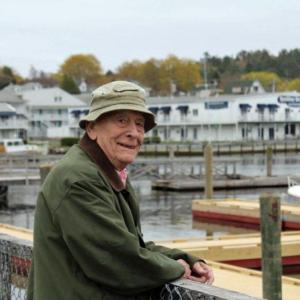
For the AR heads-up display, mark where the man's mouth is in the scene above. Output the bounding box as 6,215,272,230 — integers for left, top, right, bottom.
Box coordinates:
117,142,137,150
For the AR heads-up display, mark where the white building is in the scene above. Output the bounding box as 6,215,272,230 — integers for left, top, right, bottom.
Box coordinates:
22,87,86,138
0,103,28,139
146,91,300,142
1,82,300,143
0,85,29,140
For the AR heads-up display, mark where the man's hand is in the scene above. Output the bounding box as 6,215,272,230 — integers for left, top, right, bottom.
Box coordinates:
188,261,214,284
176,259,191,278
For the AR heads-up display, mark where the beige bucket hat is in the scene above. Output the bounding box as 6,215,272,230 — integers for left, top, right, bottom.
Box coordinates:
79,81,156,132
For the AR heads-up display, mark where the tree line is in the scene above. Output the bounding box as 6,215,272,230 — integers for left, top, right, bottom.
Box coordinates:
1,48,300,95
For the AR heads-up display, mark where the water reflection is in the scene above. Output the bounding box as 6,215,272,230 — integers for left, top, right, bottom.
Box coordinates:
192,220,257,237
0,180,291,241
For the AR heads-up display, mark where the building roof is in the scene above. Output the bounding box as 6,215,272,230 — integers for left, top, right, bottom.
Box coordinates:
76,93,91,105
21,87,86,108
224,80,257,94
0,84,24,104
0,103,17,116
147,91,300,106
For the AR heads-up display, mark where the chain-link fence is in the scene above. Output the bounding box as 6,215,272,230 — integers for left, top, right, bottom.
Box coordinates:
0,234,32,300
0,233,260,300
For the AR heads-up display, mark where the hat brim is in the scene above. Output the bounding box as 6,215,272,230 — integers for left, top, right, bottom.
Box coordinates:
79,103,156,132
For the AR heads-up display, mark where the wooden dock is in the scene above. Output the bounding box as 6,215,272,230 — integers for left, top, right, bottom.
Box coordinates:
1,224,300,299
192,199,300,230
158,231,300,273
152,176,288,191
209,260,300,299
140,140,300,156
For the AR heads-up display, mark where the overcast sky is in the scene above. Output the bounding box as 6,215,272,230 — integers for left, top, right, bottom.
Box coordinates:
1,0,300,77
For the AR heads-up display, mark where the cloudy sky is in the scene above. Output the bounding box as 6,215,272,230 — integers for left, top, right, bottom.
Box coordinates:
1,0,300,76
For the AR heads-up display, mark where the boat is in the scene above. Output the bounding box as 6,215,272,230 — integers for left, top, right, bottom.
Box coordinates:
287,176,300,199
0,139,43,154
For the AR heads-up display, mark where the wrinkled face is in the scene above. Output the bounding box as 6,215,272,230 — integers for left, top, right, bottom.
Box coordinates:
86,110,145,170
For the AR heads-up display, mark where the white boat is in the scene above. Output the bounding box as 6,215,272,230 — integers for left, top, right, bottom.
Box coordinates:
287,176,300,198
0,139,43,154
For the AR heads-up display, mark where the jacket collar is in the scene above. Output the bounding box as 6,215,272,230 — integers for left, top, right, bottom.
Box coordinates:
79,133,125,192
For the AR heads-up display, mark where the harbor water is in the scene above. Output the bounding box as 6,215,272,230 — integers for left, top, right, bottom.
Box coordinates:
0,152,298,240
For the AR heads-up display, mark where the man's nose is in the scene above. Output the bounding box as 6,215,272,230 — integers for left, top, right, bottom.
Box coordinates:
126,121,140,137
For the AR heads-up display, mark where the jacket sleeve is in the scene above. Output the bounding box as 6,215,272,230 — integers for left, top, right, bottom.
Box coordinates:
144,241,204,267
53,179,185,296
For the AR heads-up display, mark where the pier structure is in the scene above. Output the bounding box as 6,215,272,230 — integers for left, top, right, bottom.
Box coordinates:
0,153,239,183
140,139,300,156
1,224,300,299
0,227,262,300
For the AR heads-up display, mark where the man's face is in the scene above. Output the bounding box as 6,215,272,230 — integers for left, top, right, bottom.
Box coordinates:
86,110,145,170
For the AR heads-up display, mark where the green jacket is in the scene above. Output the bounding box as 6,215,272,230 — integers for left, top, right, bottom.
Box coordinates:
27,134,200,300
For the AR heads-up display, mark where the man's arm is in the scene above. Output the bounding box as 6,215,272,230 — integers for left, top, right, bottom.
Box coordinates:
144,240,214,284
53,180,186,296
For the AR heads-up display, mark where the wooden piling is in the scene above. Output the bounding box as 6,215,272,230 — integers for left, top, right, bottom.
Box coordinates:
259,193,282,300
266,146,273,177
204,143,213,199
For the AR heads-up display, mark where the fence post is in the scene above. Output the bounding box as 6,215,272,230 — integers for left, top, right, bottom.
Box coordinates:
266,146,273,177
259,193,282,300
204,143,213,199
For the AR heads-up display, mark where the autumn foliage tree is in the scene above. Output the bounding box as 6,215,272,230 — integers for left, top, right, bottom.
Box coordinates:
286,78,300,92
116,55,202,95
117,60,143,82
59,54,104,86
160,55,202,95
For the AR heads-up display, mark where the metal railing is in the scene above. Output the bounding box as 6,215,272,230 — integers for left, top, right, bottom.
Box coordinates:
0,233,261,300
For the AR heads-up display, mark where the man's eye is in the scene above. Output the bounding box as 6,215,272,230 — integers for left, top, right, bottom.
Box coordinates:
136,121,145,128
117,118,127,124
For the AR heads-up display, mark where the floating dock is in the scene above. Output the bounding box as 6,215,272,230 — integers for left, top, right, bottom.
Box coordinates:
192,199,300,230
158,231,300,274
152,176,288,191
1,224,300,299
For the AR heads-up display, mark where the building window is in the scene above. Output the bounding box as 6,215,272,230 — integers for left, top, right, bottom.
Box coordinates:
160,106,171,122
181,128,185,139
54,96,62,102
242,128,246,139
193,109,198,116
39,109,43,114
163,113,170,122
285,108,291,119
258,127,264,140
291,124,296,135
193,128,198,140
164,128,168,140
285,124,289,135
285,124,296,136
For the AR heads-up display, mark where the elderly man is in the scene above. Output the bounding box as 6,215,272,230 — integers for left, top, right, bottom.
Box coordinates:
27,81,213,300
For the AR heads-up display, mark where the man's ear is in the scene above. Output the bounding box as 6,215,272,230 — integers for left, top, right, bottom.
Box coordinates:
86,122,97,140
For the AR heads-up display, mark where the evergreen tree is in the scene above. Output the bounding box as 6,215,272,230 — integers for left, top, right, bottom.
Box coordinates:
60,75,80,94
